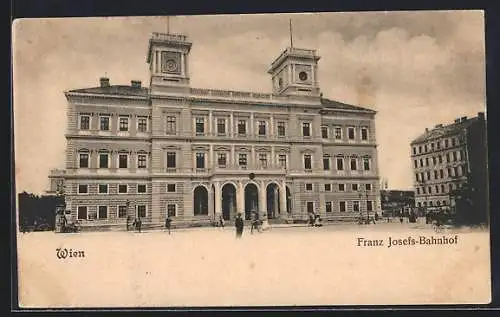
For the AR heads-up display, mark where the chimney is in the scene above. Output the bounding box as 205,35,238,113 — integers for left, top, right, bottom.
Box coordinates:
100,77,110,87
460,116,467,122
131,80,142,88
478,112,485,120
454,118,461,123
425,128,429,133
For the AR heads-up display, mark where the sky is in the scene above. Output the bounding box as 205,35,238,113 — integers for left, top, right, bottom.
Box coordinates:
12,11,486,194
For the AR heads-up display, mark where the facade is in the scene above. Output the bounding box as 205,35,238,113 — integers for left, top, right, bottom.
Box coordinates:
62,32,381,228
46,169,66,195
410,112,487,217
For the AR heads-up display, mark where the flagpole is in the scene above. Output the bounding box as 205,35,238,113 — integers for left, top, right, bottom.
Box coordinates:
289,19,293,48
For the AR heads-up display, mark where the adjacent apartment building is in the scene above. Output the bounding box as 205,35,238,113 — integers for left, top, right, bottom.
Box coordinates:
410,112,488,219
62,32,381,229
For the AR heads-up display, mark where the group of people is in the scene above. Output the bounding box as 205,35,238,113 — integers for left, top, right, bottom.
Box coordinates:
126,215,173,233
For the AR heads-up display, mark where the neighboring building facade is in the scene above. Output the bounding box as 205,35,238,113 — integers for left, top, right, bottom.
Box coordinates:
62,32,381,228
380,189,415,216
410,112,487,217
46,169,66,195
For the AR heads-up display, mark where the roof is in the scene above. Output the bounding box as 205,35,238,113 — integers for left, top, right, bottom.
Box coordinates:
66,85,149,97
320,98,376,113
411,117,480,145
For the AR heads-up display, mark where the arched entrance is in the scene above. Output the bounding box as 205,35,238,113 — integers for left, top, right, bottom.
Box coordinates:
286,186,292,214
244,183,259,220
222,183,237,221
266,183,280,219
193,186,208,215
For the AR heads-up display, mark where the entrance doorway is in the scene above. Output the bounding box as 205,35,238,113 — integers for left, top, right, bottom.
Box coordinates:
222,183,237,221
193,186,209,215
266,183,280,219
244,183,259,220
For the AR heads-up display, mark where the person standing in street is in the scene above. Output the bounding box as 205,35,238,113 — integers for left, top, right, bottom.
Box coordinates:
235,213,244,238
126,216,131,231
165,214,172,234
219,214,225,228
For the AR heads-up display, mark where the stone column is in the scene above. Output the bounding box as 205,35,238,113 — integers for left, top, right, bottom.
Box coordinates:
231,145,235,167
237,181,244,216
208,110,213,136
250,113,255,136
280,180,287,218
209,144,214,169
214,182,221,219
230,112,234,137
270,115,274,137
259,180,267,219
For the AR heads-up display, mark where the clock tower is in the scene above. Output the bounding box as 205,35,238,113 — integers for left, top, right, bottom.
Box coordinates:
147,32,192,94
268,47,321,98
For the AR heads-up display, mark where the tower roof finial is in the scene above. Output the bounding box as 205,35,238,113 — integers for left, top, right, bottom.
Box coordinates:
167,16,170,34
289,18,293,48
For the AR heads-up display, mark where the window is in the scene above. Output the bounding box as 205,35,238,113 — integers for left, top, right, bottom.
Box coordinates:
325,184,332,191
338,184,345,192
339,201,346,212
350,158,358,171
304,154,312,170
363,158,370,171
321,126,328,138
435,185,439,193
259,153,268,168
98,206,108,219
278,155,286,169
195,117,205,135
453,151,457,161
419,159,423,167
98,184,108,194
348,127,355,140
166,152,176,168
166,116,176,135
196,153,205,169
238,120,246,135
428,186,432,194
365,184,372,191
137,205,147,218
78,184,88,194
366,201,373,212
302,122,311,137
419,146,422,153
79,153,89,168
119,154,128,168
449,183,454,192
336,158,344,170
118,205,127,218
138,117,148,133
415,173,420,181
167,184,176,192
307,202,314,214
446,153,450,163
352,183,359,191
100,116,110,131
137,154,147,169
426,171,431,180
445,139,449,148
361,128,368,141
167,204,176,217
422,187,426,194
258,121,266,136
137,184,147,193
425,157,429,166
432,157,437,165
451,138,456,147
239,153,247,167
414,160,418,168
119,117,129,131
434,170,438,179
334,127,342,140
431,143,435,151
77,206,87,220
277,121,285,137
218,153,227,167
217,119,226,135
305,183,313,191
412,147,416,155
437,142,441,149
80,116,90,130
326,202,332,213
438,155,443,164
353,201,360,212
424,145,428,152
323,156,330,170
441,184,445,193
118,184,128,194
99,153,109,168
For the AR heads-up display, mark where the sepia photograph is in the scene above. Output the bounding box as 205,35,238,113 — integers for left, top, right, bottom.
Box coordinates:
13,11,490,308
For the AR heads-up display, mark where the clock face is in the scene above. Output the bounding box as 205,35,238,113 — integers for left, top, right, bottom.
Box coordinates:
165,59,179,72
299,71,308,81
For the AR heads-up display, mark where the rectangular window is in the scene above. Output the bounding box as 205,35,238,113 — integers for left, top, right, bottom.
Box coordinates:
336,158,344,170
304,154,312,170
321,126,328,138
118,184,128,194
352,183,359,191
350,158,358,171
277,121,285,137
441,184,445,193
415,173,420,182
302,122,311,137
196,153,205,169
167,204,176,217
238,120,247,135
307,202,314,214
353,201,360,212
79,153,89,168
138,117,148,133
366,201,373,212
323,156,330,170
326,202,332,213
137,184,147,193
451,138,456,147
218,153,227,167
334,127,342,140
239,153,247,167
348,127,355,140
258,121,266,136
453,151,457,161
339,201,346,212
425,157,429,166
166,152,176,168
167,184,176,192
118,206,127,218
217,119,226,135
414,160,418,168
137,154,147,169
338,184,345,192
259,153,268,168
431,143,435,151
98,184,108,194
137,205,147,218
305,183,313,191
278,155,287,169
419,159,423,167
80,116,90,130
440,169,444,179
363,158,370,171
166,116,176,135
419,146,422,153
434,170,438,179
365,183,372,191
446,153,450,163
100,116,110,131
195,117,205,135
412,147,416,155
119,117,129,132
426,171,431,180
325,184,332,191
424,144,428,152
77,206,87,220
78,184,88,194
361,128,368,140
432,157,437,165
98,206,108,219
437,142,441,149
445,139,449,148
119,154,128,168
435,185,440,193
99,154,109,168
438,155,443,164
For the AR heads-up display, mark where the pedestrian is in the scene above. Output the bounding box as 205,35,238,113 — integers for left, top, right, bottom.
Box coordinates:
126,216,131,231
374,212,379,222
399,215,404,224
235,213,244,238
219,214,225,228
134,217,142,233
165,215,172,234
